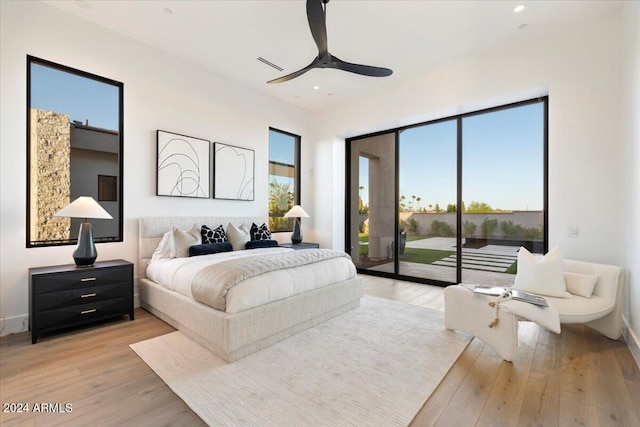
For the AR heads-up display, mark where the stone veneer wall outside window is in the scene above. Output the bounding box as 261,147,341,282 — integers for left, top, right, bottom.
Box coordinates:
29,109,71,243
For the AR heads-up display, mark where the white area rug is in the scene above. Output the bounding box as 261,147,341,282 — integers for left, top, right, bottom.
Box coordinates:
130,296,470,426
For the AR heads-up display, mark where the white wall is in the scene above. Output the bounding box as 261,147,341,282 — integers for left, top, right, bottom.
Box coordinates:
310,9,637,344
0,1,310,335
621,1,640,364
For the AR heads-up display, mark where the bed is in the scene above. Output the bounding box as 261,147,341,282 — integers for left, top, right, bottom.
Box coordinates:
138,216,364,362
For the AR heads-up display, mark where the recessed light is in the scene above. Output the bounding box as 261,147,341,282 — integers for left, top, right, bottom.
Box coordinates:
75,0,91,10
313,85,320,90
518,23,528,30
514,5,525,13
163,8,173,15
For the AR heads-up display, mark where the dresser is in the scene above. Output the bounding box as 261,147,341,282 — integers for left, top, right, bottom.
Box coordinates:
29,259,134,344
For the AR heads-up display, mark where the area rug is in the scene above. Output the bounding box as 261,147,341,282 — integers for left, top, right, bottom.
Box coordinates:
130,296,470,426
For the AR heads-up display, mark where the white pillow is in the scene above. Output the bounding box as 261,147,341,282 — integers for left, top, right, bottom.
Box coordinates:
150,231,172,262
513,247,572,298
227,222,250,251
564,271,598,298
169,225,200,258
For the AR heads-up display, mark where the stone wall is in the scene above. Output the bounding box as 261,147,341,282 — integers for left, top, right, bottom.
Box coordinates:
30,109,71,243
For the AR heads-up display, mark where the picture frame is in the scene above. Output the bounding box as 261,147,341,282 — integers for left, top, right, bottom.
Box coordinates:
213,142,255,201
157,130,211,198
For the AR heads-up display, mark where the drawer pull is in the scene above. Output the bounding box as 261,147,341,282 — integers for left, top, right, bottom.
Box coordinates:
81,293,97,298
80,277,97,282
81,309,97,315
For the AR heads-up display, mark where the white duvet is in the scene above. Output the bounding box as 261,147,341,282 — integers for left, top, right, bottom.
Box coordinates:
146,247,357,314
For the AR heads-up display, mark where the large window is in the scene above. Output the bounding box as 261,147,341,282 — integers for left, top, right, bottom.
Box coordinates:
269,128,300,232
346,97,547,286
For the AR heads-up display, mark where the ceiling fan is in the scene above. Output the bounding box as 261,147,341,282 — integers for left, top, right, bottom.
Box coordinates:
267,0,393,84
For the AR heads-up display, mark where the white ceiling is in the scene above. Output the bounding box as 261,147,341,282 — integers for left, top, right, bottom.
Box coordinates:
44,0,621,111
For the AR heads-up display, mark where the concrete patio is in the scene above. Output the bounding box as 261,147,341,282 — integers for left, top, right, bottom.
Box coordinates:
363,237,519,286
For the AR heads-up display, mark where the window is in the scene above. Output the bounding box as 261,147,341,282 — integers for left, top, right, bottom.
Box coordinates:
98,175,117,201
268,128,300,232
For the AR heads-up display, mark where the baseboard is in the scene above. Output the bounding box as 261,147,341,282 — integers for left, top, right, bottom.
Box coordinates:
622,315,640,369
0,294,141,338
0,314,29,337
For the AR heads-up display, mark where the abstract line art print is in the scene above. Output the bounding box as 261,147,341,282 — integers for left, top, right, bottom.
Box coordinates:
213,142,255,201
157,130,210,198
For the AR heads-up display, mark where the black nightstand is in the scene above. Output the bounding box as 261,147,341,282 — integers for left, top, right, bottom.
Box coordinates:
29,259,134,344
280,242,320,250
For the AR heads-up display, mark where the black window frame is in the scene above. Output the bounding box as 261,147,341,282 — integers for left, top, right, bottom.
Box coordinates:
345,96,549,286
268,127,301,233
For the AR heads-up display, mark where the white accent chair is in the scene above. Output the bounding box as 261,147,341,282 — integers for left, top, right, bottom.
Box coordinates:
444,259,625,361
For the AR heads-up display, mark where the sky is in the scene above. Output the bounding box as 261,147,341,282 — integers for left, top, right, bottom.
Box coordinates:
30,62,119,131
360,102,544,212
268,129,296,190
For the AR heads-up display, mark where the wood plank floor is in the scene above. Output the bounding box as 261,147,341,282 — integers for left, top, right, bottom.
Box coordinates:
1,276,638,426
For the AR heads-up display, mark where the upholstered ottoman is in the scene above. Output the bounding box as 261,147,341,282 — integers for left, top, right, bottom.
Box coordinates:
444,285,560,362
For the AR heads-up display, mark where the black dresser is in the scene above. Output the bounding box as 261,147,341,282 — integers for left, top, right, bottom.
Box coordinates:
29,259,134,343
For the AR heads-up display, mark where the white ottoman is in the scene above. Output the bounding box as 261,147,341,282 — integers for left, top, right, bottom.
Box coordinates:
445,284,562,362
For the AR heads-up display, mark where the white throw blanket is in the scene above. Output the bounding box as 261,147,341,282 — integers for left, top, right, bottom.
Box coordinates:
191,249,352,311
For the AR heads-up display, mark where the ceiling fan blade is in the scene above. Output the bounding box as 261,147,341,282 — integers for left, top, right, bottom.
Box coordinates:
306,0,328,55
331,56,393,77
267,60,317,84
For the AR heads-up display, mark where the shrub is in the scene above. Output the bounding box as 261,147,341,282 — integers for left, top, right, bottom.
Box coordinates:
430,220,455,237
463,220,477,237
522,226,543,241
407,218,419,235
501,220,523,239
480,217,498,238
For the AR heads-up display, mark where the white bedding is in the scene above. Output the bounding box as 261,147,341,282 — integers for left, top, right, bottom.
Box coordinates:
146,247,357,314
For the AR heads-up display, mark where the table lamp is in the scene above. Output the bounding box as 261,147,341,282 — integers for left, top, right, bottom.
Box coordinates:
54,196,113,267
284,205,309,244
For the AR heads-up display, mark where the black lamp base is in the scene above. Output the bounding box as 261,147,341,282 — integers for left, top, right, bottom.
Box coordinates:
291,219,303,244
73,221,97,267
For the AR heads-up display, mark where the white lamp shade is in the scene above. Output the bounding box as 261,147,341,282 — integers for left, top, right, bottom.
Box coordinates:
284,205,310,218
54,196,113,219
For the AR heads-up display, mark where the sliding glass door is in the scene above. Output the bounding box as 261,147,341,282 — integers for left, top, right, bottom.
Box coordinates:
461,102,546,285
348,132,397,272
398,120,458,283
346,97,547,286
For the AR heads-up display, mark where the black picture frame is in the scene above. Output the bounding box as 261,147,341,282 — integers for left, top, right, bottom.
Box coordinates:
156,130,211,199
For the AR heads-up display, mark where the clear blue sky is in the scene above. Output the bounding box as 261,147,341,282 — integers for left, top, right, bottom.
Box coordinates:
269,129,296,189
269,130,295,166
31,63,119,131
360,102,544,211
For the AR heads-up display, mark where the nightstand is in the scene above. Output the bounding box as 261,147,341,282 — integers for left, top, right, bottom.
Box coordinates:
280,242,320,250
29,259,134,344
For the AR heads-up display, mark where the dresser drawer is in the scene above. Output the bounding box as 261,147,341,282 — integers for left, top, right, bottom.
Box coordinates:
36,296,132,331
34,282,131,312
32,265,132,294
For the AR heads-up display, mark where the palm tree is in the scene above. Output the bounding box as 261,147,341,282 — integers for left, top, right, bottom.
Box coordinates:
416,197,421,211
411,195,416,212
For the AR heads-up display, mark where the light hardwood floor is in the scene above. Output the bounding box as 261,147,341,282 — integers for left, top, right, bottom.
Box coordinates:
1,276,639,426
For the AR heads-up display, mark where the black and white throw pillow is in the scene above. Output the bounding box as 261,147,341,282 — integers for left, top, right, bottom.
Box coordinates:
201,224,228,244
250,222,272,241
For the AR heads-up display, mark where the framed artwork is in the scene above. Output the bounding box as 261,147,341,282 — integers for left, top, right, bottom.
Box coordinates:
157,130,210,198
213,142,255,201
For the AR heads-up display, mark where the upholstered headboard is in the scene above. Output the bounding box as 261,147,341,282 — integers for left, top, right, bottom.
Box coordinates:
138,216,267,279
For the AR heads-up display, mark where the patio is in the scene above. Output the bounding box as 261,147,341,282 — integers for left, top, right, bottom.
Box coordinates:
362,237,519,286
